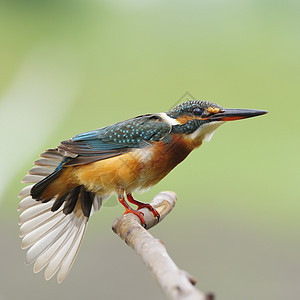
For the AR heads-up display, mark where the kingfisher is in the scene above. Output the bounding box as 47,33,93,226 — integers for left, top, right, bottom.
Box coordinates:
18,100,267,283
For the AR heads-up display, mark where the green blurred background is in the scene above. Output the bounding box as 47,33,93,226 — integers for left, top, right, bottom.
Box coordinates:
0,0,299,299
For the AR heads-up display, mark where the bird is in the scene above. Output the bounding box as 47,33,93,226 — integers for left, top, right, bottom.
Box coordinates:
18,100,267,283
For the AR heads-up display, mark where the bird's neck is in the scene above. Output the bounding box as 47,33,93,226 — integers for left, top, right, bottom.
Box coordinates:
183,121,225,148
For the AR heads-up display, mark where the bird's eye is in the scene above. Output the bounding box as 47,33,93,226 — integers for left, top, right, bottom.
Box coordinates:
193,107,203,116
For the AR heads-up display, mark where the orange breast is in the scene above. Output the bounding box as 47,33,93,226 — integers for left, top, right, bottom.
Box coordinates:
138,135,193,187
68,134,193,195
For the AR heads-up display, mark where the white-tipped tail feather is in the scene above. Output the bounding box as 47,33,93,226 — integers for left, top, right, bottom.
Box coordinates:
18,149,102,283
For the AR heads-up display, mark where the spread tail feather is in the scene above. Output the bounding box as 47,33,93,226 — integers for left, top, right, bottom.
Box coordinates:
18,149,104,282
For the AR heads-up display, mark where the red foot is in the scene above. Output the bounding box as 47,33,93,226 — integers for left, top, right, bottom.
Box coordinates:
123,209,146,226
118,195,146,226
127,194,160,221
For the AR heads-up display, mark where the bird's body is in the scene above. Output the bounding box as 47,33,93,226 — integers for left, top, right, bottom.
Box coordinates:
18,100,267,282
54,114,194,197
71,136,190,194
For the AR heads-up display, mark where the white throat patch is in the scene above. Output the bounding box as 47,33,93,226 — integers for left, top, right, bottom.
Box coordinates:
188,121,225,143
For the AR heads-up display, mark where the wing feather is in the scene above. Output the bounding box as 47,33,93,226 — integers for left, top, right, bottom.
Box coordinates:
18,202,54,225
29,166,54,176
44,217,82,280
18,185,35,199
22,174,45,184
57,114,171,165
19,176,104,282
21,211,66,249
17,195,38,211
25,213,73,264
33,225,72,273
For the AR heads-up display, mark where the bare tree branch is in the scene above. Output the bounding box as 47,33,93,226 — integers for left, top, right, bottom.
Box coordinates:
112,191,207,300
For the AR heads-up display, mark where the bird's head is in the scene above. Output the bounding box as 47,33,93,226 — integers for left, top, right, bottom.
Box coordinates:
163,100,267,146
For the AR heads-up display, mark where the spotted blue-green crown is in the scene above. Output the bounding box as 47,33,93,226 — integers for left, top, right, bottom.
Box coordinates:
167,100,223,118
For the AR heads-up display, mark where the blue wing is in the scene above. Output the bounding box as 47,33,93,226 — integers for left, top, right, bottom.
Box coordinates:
58,114,171,166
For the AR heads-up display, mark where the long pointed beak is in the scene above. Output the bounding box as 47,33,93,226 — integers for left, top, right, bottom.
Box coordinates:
210,108,268,122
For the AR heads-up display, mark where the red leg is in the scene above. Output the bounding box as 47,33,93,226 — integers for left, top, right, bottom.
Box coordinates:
118,194,146,226
127,193,160,221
